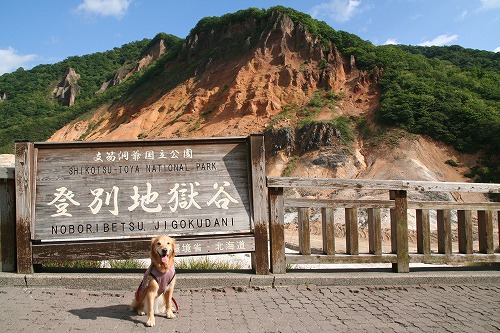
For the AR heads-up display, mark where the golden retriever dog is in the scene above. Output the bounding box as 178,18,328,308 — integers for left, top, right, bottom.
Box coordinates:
131,235,177,327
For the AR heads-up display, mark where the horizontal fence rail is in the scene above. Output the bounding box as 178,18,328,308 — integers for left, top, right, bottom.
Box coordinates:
267,177,500,273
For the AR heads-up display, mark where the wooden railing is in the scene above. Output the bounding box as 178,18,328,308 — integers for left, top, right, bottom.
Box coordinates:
267,177,500,273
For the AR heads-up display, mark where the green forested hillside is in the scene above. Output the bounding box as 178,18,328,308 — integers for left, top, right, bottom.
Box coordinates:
0,7,498,181
0,34,181,152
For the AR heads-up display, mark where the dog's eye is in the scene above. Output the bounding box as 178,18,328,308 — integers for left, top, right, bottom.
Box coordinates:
157,242,161,246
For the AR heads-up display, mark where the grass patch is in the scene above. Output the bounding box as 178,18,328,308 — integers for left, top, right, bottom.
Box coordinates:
282,156,300,177
43,261,102,269
108,260,146,269
266,105,296,129
43,259,146,269
330,116,355,145
175,256,243,270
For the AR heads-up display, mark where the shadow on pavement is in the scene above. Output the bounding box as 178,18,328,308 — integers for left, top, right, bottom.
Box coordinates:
69,304,146,326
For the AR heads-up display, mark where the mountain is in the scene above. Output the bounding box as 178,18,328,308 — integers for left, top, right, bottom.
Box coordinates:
0,6,499,186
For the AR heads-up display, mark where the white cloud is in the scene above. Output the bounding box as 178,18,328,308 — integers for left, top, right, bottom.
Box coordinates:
384,39,398,45
477,0,500,11
418,34,459,47
76,0,131,19
0,47,37,75
494,46,500,52
310,0,362,23
457,10,468,21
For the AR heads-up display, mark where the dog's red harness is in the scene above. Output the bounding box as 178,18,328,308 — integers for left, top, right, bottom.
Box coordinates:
135,264,178,312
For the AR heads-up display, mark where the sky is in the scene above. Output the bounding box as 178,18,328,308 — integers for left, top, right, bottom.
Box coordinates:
0,0,499,75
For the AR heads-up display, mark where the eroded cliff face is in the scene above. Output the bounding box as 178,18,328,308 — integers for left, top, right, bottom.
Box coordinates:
48,11,477,194
50,11,377,140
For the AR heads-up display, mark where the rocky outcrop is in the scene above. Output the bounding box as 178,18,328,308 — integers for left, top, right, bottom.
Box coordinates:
129,39,167,75
264,127,294,156
97,39,168,93
53,68,80,106
97,69,127,93
264,122,341,158
297,122,340,154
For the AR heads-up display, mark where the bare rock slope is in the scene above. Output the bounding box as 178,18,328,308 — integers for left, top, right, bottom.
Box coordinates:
49,11,480,198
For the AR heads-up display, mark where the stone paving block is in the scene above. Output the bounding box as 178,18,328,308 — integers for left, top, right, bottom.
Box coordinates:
1,283,500,332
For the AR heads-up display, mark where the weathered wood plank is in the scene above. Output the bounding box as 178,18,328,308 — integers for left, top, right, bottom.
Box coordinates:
0,166,14,180
367,208,382,255
285,198,500,210
267,177,500,193
389,193,397,255
249,134,268,275
268,187,285,274
478,210,494,254
345,208,358,255
457,210,473,254
15,142,35,274
286,254,398,265
298,207,311,255
321,207,335,255
286,252,498,266
410,253,500,264
437,210,452,255
285,199,394,209
32,235,255,263
409,201,500,210
35,136,250,149
391,190,409,273
497,194,500,249
416,209,431,255
0,178,16,272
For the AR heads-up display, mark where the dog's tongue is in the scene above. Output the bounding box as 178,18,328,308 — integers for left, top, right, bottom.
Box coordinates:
161,256,168,263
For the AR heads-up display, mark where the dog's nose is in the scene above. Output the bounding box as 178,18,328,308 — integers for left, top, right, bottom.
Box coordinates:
161,249,168,257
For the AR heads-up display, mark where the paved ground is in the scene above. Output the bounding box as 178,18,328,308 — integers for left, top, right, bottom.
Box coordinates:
1,283,499,332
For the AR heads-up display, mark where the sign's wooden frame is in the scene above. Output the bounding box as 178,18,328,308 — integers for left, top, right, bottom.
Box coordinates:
15,135,269,274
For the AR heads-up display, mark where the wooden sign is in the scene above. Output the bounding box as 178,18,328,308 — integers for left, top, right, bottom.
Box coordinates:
33,137,253,241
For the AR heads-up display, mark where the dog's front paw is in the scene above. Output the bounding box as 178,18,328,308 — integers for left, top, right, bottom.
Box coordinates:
138,310,146,316
146,317,156,327
166,310,176,319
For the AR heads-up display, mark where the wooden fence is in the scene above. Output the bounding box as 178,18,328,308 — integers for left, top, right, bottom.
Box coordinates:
267,177,500,273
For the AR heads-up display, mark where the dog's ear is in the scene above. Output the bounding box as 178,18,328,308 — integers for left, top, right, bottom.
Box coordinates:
171,238,176,257
150,237,158,257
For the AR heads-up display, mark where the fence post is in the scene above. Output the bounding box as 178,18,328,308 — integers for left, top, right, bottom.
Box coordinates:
345,208,359,255
0,158,16,272
457,210,473,254
390,190,409,273
249,134,269,275
416,209,430,255
368,208,382,255
15,142,35,274
298,207,311,255
322,207,335,255
478,210,494,254
268,186,286,273
437,210,452,255
497,194,500,249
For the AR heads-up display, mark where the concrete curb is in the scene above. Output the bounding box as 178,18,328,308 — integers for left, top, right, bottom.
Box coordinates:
1,268,499,291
